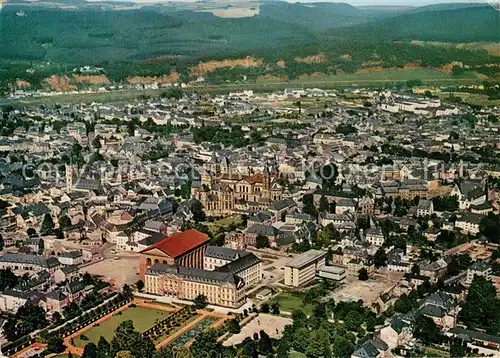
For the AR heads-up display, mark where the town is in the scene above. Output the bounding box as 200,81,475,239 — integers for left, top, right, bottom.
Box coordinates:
0,84,499,358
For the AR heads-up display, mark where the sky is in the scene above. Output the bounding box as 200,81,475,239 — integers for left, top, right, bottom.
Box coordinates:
345,0,486,5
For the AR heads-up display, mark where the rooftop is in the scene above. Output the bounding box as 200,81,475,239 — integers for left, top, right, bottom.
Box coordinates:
140,229,210,258
285,249,326,269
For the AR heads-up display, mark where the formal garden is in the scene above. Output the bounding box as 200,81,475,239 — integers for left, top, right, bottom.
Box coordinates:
72,305,171,347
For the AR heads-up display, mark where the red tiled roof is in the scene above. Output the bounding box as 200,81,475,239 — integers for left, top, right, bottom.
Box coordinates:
140,229,209,258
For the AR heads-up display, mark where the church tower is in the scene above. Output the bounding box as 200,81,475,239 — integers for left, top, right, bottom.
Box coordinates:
263,163,271,191
65,165,73,191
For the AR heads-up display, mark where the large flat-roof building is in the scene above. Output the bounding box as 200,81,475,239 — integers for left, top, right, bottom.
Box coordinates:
284,249,326,287
317,264,347,282
139,229,210,280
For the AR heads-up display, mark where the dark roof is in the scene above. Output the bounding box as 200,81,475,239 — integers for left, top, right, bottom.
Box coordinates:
247,224,280,237
59,251,82,259
46,290,67,301
60,265,80,275
204,246,245,261
147,263,243,286
448,327,500,345
217,252,261,275
0,253,60,268
352,341,380,358
137,231,166,247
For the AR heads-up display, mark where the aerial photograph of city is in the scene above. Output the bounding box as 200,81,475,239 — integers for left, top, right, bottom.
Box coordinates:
0,0,498,357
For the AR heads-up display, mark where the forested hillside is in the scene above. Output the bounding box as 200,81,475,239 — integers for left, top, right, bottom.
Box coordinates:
0,1,498,91
330,5,498,42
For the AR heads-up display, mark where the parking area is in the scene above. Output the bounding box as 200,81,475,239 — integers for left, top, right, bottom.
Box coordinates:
223,313,292,346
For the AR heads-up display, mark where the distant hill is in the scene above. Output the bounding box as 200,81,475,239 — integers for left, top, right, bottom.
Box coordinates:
257,2,385,30
330,5,498,43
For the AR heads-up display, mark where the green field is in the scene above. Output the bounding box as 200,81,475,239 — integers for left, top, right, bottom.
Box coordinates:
438,91,500,107
205,215,243,236
73,306,169,347
1,72,487,108
269,292,314,316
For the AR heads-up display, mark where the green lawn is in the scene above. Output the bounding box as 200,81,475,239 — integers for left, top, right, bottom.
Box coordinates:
438,92,500,107
270,292,314,316
73,306,170,347
205,215,243,236
289,351,307,358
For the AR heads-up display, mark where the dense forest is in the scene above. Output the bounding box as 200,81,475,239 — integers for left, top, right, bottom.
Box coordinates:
0,2,498,90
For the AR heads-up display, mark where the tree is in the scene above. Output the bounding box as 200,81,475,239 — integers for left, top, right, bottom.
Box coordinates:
46,334,65,353
191,200,206,223
136,280,144,292
292,327,310,353
344,310,364,332
161,87,183,100
302,193,317,218
276,340,290,358
52,311,62,324
292,309,308,329
0,234,3,251
414,315,441,344
59,215,72,230
255,235,270,249
316,223,340,247
258,330,273,355
411,264,420,276
0,268,19,291
27,227,37,237
122,284,133,299
115,351,134,358
358,268,369,281
450,338,468,357
373,248,388,268
240,337,258,357
480,213,500,243
41,214,55,235
260,302,270,313
193,294,207,309
110,320,155,358
271,302,280,315
4,304,48,341
313,302,327,319
97,336,110,357
227,318,241,334
460,275,500,333
331,336,354,357
319,195,329,213
82,343,98,358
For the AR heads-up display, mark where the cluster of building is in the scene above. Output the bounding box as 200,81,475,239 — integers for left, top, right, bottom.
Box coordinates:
139,229,261,308
0,85,499,353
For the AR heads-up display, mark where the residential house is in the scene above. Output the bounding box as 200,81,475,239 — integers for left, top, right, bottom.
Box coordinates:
57,251,83,266
365,228,385,246
379,311,419,349
54,265,80,284
466,261,491,286
351,338,389,358
450,181,486,211
416,199,434,217
419,291,459,328
455,213,482,235
420,259,448,282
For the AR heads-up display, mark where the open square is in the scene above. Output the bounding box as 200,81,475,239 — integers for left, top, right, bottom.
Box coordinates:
223,314,292,346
